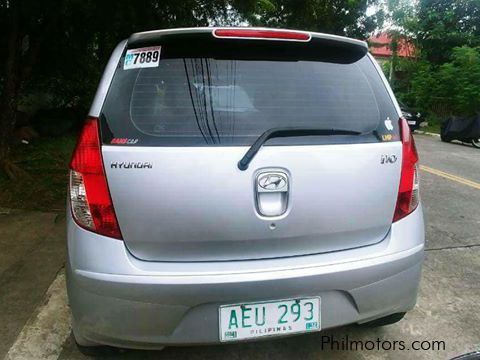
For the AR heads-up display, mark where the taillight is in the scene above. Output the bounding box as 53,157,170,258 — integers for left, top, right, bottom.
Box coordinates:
393,117,420,222
69,117,122,239
213,28,311,42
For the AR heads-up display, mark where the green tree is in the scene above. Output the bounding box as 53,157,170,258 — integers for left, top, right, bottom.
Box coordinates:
0,0,256,178
383,0,480,118
247,0,383,38
416,0,480,64
0,0,63,178
384,0,418,85
411,46,480,117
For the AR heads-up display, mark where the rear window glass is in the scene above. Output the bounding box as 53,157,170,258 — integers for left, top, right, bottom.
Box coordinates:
101,38,399,146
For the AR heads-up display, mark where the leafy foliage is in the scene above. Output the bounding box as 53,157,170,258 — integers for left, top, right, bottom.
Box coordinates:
248,0,383,37
410,46,480,117
416,0,480,64
383,0,480,120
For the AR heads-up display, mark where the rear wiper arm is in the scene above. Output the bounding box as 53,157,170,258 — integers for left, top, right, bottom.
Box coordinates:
237,127,363,171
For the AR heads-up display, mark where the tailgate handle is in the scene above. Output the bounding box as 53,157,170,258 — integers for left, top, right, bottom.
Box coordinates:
255,171,289,217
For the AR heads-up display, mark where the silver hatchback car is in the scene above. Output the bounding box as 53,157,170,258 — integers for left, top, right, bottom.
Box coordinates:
67,27,424,353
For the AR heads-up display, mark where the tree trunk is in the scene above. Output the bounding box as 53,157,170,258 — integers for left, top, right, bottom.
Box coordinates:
389,33,399,88
0,3,21,178
0,1,58,179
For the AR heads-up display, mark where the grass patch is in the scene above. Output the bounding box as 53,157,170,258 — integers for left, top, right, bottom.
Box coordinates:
419,114,442,134
0,133,77,211
421,121,441,134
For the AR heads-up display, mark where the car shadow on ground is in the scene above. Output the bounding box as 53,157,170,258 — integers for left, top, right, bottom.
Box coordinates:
61,324,381,360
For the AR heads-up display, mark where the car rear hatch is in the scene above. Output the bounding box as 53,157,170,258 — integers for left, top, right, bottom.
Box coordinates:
99,28,402,262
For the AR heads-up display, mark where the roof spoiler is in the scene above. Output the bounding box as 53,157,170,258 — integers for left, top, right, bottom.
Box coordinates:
127,27,368,54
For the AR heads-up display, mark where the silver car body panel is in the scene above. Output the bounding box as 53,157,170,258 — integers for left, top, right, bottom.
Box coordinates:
103,142,402,261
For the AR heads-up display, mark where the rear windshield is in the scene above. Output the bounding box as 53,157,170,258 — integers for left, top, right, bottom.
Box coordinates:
101,36,399,146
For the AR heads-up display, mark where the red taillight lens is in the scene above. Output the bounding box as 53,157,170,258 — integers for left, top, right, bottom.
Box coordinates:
69,117,122,239
213,28,311,41
393,117,420,222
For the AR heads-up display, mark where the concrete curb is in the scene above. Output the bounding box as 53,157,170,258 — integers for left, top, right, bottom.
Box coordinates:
4,271,70,360
415,130,441,137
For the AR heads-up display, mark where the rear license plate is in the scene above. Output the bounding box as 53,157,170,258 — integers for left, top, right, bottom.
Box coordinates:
219,297,321,342
407,120,416,125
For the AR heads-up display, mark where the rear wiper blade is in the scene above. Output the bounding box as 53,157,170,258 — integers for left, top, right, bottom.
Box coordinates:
237,127,364,171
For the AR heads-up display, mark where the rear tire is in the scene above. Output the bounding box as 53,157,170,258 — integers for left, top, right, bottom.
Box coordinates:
358,312,406,327
74,336,126,357
471,138,480,149
74,341,105,357
71,322,112,357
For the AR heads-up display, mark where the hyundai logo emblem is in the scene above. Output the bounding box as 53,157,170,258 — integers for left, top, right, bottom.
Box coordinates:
258,174,288,191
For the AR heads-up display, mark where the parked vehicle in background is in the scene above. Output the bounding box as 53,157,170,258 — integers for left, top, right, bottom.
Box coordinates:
399,100,423,131
441,115,480,148
66,27,425,355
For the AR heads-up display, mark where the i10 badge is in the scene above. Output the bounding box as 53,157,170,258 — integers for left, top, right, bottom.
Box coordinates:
219,297,321,341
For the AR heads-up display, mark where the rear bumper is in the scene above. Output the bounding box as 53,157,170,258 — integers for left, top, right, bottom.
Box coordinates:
67,206,424,349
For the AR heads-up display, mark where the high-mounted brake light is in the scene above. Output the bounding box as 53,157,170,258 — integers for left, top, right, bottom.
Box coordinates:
393,117,419,222
69,117,122,239
213,28,311,42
